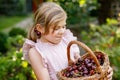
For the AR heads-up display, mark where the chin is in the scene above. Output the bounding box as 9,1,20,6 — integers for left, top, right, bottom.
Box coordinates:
53,40,61,44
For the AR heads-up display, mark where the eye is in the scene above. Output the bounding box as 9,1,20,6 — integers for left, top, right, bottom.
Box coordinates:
62,25,66,29
54,26,61,30
54,25,66,30
54,27,59,30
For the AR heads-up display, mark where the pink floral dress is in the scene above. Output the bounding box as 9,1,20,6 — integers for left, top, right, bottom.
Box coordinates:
22,29,80,80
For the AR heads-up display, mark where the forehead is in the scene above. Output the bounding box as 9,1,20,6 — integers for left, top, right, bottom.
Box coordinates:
57,18,66,27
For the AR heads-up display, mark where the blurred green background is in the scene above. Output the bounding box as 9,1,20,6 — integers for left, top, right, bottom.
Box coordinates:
0,0,120,80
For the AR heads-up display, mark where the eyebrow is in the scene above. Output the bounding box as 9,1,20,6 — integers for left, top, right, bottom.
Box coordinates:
57,23,66,27
56,25,66,29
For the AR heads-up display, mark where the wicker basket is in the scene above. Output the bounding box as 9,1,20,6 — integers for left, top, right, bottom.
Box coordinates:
57,40,109,80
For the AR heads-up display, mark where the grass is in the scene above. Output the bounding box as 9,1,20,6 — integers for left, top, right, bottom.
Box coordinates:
0,15,28,31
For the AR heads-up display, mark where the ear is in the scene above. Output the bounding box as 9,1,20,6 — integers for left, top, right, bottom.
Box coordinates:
35,24,45,33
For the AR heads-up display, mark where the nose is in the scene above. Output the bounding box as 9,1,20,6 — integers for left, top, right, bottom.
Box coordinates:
58,28,65,35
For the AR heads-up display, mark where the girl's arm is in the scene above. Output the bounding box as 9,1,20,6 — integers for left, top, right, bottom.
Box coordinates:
28,48,50,80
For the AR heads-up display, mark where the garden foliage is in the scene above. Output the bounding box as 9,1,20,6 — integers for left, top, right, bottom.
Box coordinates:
0,28,36,80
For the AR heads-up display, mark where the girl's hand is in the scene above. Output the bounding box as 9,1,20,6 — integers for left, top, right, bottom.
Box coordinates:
107,66,113,80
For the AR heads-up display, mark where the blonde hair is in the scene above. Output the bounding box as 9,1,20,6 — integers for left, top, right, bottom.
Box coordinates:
28,2,67,42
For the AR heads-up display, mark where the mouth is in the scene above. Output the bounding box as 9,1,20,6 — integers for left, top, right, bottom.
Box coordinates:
56,36,63,38
56,37,62,39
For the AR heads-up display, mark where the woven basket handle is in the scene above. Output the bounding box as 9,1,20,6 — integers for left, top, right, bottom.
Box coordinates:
67,40,103,74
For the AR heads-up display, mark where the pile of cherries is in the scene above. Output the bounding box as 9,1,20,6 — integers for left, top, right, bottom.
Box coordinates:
62,53,104,78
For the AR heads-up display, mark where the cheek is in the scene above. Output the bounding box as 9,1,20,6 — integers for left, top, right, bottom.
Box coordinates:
46,33,55,38
51,30,59,36
53,31,59,35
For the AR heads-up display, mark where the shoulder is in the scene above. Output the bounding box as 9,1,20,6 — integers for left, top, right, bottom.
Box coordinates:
64,29,77,39
29,47,38,56
63,29,77,44
28,47,42,63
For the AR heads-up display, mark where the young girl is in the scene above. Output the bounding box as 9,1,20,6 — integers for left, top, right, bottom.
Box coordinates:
22,2,113,80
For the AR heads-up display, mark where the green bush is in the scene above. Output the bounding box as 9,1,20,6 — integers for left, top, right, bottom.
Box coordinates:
0,28,26,55
54,0,99,30
0,32,8,54
9,27,27,37
0,34,36,79
0,32,26,56
0,49,36,80
7,35,25,51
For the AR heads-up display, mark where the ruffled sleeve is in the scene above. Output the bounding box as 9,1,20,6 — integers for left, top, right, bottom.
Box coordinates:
63,29,77,44
22,39,35,63
63,29,80,60
34,42,48,68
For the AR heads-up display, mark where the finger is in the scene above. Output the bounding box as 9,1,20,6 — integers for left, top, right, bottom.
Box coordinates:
107,66,113,74
108,76,112,80
107,69,113,79
108,66,112,72
107,66,113,79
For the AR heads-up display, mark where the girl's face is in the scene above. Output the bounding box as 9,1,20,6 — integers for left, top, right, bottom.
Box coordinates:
40,19,66,44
